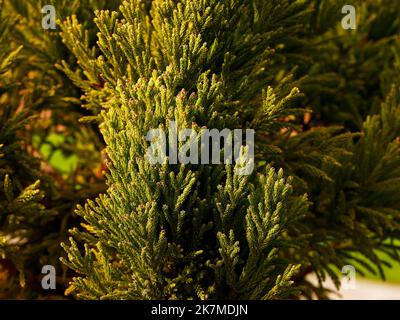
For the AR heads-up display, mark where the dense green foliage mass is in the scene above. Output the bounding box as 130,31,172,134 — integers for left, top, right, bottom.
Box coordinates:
0,0,399,299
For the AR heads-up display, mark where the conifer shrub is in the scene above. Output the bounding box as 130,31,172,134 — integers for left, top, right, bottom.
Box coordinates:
0,0,399,300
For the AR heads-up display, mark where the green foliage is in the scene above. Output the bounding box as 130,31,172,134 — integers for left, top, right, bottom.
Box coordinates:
58,0,315,299
298,0,400,129
0,0,114,298
0,0,399,300
0,4,55,297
